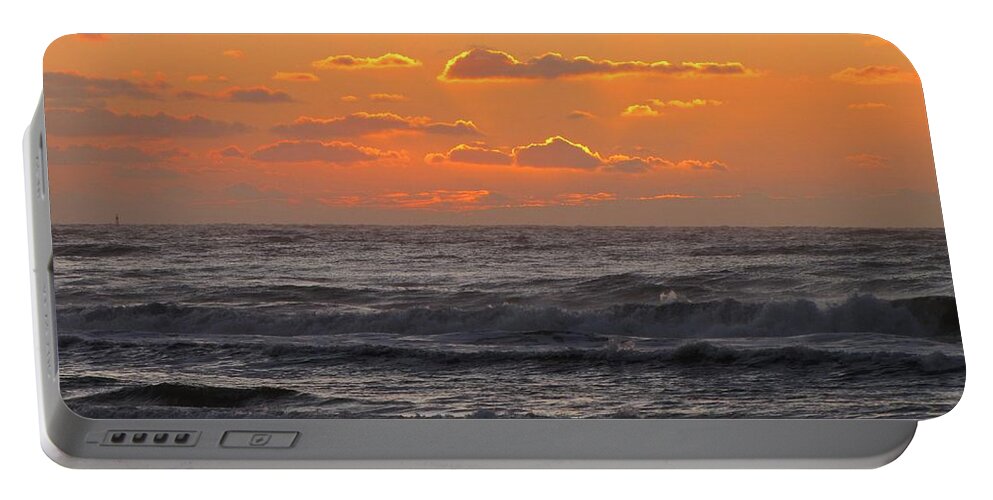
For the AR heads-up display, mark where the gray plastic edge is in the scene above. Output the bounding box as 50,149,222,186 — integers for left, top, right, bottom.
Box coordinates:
25,95,917,469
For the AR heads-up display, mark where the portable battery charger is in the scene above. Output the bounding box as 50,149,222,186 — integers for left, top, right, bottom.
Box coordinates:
24,34,964,468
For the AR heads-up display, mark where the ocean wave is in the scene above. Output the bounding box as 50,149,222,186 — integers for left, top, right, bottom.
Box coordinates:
66,382,306,408
291,341,963,374
55,242,156,257
57,334,965,375
566,273,670,304
57,294,961,339
201,284,383,304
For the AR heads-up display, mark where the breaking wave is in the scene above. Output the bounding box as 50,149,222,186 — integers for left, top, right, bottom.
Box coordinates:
57,294,960,339
58,333,965,376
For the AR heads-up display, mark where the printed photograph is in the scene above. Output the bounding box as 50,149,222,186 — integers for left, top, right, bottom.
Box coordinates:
44,34,963,418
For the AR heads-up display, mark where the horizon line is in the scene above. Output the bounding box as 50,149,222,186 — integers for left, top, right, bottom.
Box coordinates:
51,222,947,230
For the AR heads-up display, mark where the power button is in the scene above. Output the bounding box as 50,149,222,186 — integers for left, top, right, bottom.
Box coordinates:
220,431,298,448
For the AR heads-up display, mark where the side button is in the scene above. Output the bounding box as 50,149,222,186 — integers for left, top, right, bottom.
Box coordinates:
220,431,299,449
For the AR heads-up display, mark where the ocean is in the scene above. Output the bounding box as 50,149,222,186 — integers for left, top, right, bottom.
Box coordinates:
52,225,964,419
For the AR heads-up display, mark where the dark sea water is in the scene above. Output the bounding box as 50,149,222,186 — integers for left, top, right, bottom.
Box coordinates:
53,225,964,419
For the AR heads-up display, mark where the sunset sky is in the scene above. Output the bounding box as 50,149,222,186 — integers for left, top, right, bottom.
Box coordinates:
43,34,942,226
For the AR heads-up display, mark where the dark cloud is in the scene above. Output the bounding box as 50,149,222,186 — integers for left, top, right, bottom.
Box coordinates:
110,167,184,179
513,136,602,168
273,72,319,82
208,145,246,162
600,157,728,172
425,144,513,165
177,86,293,103
226,86,293,103
420,120,481,135
45,107,252,137
599,156,658,173
439,49,754,81
250,140,403,164
48,144,189,166
44,71,167,106
673,159,729,171
272,113,411,137
427,136,728,174
271,112,480,139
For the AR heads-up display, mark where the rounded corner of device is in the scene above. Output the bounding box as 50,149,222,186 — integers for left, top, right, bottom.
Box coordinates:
863,421,918,469
37,404,94,469
39,428,85,469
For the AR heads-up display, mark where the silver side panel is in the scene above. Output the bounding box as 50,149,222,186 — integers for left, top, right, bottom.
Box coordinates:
25,97,917,468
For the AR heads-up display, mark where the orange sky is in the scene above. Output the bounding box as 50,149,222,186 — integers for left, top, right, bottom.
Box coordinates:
43,34,942,226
